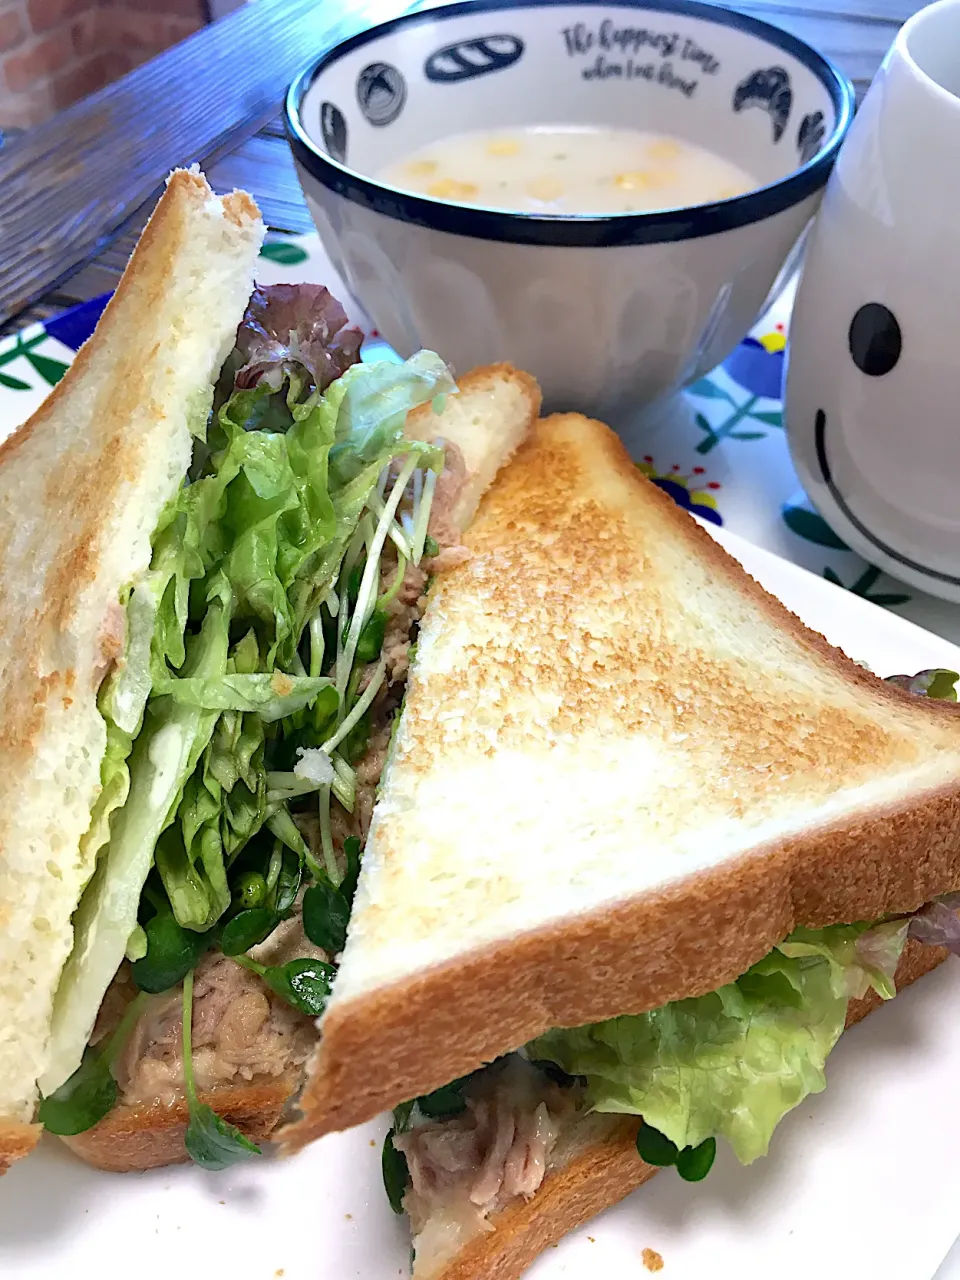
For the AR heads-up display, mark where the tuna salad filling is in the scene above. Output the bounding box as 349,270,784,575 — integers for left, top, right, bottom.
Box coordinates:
392,1057,586,1278
38,284,470,1169
92,912,326,1108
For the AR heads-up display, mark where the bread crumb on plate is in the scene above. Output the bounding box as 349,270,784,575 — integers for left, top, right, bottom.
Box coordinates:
642,1248,664,1272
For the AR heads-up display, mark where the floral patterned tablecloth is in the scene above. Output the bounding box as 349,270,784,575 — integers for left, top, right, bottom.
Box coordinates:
4,231,959,644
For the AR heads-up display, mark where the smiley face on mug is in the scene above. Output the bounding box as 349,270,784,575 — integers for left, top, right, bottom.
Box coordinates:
811,302,911,565
788,271,960,597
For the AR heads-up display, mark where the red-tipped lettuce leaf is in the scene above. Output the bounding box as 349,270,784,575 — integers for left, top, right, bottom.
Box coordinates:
908,901,960,956
234,284,362,393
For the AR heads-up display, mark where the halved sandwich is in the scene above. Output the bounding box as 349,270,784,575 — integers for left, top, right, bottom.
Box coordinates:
280,411,960,1277
0,168,538,1176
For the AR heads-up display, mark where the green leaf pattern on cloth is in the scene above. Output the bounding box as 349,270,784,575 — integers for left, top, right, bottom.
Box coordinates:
823,564,912,607
782,503,850,550
259,238,310,266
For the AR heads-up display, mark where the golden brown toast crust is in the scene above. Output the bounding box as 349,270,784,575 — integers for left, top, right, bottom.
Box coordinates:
285,413,960,1148
59,1074,296,1173
0,1120,40,1176
430,939,948,1280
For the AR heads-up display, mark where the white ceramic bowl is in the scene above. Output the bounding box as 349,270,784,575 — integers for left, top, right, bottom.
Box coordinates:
287,0,853,416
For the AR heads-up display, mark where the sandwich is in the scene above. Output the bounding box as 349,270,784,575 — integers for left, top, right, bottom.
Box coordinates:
278,411,960,1277
0,168,538,1176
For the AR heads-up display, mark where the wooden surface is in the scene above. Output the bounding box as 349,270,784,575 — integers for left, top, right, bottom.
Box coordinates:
0,0,927,333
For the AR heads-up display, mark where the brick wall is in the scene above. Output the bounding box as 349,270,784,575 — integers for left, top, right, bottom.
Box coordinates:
0,0,207,130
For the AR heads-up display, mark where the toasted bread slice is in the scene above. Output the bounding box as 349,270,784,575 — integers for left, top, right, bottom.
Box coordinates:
0,1121,40,1175
414,940,948,1280
51,366,539,1175
405,363,540,525
284,411,960,1148
404,363,541,530
60,1074,296,1173
0,170,264,1170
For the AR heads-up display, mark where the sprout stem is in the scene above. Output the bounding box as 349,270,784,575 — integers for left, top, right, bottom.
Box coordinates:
337,456,417,706
309,611,324,677
181,970,197,1101
318,784,338,884
411,469,437,565
324,658,387,755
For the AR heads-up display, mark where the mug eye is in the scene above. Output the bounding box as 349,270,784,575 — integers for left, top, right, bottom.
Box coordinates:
848,303,902,376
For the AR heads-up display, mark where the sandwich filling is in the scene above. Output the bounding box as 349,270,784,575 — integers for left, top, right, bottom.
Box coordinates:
384,668,960,1275
38,284,466,1164
393,1057,579,1276
94,949,317,1108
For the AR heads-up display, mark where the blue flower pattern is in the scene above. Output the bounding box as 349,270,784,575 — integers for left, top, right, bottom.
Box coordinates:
724,337,784,400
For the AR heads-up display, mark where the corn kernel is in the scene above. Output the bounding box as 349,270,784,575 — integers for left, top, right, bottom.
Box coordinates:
614,169,675,190
526,176,564,202
427,178,479,200
486,137,521,156
614,171,649,191
646,139,682,162
405,159,439,177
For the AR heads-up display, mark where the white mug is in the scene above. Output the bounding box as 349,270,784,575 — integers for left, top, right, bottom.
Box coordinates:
785,0,960,601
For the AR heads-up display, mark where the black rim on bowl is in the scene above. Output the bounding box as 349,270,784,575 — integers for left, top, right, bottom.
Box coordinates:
285,0,855,248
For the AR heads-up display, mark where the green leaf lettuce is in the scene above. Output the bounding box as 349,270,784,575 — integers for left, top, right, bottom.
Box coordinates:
530,921,909,1165
41,350,454,1098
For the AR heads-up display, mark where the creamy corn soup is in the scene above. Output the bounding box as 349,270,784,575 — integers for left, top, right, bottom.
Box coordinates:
378,126,758,214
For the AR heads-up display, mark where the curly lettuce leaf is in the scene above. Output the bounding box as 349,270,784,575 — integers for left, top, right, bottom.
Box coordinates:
158,710,269,931
284,353,451,647
77,545,185,899
153,671,332,721
233,283,362,393
71,721,133,918
46,344,455,1089
177,351,451,671
206,708,266,850
152,355,452,921
41,598,231,1094
328,352,450,490
776,919,909,1001
531,921,909,1165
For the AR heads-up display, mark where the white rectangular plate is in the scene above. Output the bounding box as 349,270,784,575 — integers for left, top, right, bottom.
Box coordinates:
3,525,960,1280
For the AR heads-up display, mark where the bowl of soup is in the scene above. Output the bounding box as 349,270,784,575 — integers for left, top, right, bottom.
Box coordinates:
286,0,853,416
